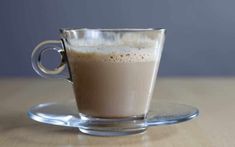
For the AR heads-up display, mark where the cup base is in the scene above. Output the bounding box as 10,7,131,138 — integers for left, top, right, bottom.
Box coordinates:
78,114,147,136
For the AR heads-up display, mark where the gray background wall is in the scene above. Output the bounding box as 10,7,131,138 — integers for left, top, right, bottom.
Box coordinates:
0,0,234,77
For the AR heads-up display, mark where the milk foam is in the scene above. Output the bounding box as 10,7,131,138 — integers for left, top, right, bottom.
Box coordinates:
68,48,160,63
66,32,162,63
67,31,160,49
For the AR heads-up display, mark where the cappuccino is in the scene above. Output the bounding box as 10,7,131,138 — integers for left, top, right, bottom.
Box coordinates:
67,47,159,118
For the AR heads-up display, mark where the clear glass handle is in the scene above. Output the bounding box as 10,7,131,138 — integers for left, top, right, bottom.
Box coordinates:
31,40,70,80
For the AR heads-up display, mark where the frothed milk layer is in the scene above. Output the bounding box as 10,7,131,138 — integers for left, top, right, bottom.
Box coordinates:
67,31,161,49
66,31,162,62
68,48,158,63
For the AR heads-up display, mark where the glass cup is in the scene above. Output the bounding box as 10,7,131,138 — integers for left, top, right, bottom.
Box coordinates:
31,28,166,136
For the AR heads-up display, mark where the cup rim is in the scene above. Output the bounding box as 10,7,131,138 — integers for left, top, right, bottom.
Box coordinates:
60,28,166,33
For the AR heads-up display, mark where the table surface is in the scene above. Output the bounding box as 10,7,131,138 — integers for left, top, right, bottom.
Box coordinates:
0,78,234,147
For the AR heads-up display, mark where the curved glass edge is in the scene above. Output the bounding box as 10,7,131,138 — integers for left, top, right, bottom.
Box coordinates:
146,109,199,126
27,103,75,127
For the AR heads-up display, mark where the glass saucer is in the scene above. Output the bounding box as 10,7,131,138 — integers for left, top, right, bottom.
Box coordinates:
28,100,199,136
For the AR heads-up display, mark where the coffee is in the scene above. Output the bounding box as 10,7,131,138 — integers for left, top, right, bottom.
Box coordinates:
31,28,165,135
67,48,159,118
